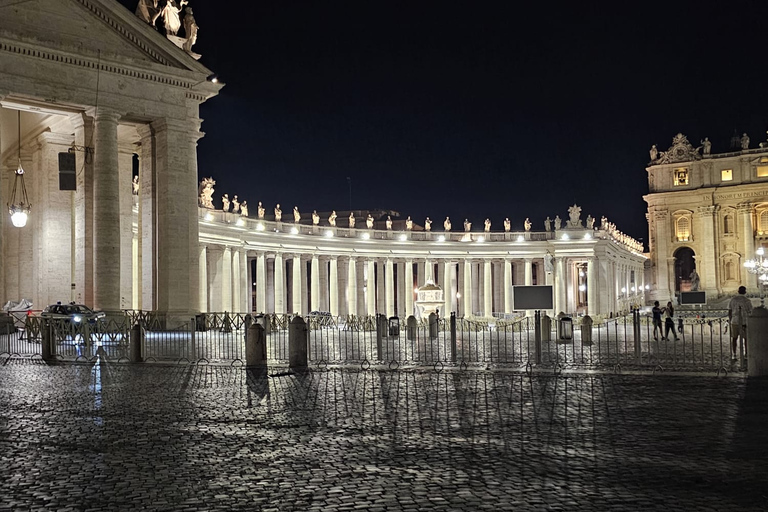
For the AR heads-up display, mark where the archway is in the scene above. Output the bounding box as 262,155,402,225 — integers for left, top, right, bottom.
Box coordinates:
673,247,696,292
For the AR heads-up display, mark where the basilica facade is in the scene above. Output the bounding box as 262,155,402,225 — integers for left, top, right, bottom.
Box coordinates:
645,133,768,302
0,0,646,320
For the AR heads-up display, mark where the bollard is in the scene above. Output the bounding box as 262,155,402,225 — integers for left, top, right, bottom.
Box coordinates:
747,306,768,377
540,313,552,342
130,323,143,363
450,313,457,363
633,308,642,364
581,315,593,345
406,315,417,341
428,313,438,339
246,323,267,368
289,315,308,369
41,318,53,362
376,314,387,360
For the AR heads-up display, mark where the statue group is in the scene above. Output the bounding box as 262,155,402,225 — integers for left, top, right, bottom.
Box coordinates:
135,1,199,55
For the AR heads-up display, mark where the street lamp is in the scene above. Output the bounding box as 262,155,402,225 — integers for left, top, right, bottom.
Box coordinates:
743,247,768,305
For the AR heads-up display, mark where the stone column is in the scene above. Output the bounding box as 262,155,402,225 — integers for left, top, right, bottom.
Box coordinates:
405,259,415,317
92,107,122,310
69,113,95,306
417,261,426,287
739,204,756,290
151,118,202,316
132,235,139,309
135,122,153,310
377,260,385,313
274,252,284,314
356,260,366,316
651,209,671,301
233,249,241,312
555,257,566,313
442,260,452,316
241,250,249,313
199,245,207,312
290,255,301,314
206,246,223,312
367,259,376,316
463,259,472,316
483,260,492,316
117,142,134,309
348,257,358,315
329,257,339,316
0,99,3,303
222,246,232,311
505,260,514,314
311,255,320,312
256,252,267,312
696,206,717,291
587,257,597,315
385,259,395,317
319,257,329,312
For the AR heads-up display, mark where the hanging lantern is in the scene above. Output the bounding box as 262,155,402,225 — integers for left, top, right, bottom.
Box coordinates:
8,110,30,228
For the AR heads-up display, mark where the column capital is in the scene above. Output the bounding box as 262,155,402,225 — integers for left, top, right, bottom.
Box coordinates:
89,106,123,122
151,117,203,142
68,111,94,131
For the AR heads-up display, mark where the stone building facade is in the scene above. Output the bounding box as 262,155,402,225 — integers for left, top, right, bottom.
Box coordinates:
0,0,222,318
644,133,768,302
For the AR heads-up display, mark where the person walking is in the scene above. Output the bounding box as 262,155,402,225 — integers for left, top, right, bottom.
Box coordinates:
663,301,679,341
652,301,663,341
728,285,753,361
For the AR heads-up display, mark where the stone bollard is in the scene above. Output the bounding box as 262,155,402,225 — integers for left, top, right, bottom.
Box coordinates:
289,315,308,369
581,315,593,345
130,323,143,363
406,315,417,341
747,306,768,377
41,318,53,362
540,314,552,342
428,313,438,339
246,323,267,368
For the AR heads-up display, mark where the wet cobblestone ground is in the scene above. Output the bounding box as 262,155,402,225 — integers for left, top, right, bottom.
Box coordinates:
1,360,767,511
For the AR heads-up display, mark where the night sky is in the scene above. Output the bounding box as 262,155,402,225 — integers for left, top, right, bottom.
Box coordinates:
117,0,768,244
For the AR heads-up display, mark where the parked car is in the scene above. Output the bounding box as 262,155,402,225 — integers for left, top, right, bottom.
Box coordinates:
41,303,106,326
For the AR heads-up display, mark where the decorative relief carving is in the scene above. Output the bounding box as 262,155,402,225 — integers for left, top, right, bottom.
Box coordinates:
657,133,702,164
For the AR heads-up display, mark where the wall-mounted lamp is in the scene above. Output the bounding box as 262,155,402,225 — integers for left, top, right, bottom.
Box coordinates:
8,110,30,228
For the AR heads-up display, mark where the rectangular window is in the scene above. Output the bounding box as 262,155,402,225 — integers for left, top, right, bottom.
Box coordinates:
674,168,689,186
757,166,768,177
721,169,733,181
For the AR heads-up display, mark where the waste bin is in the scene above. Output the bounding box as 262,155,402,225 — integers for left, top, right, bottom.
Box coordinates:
388,316,400,336
558,316,573,340
195,313,207,332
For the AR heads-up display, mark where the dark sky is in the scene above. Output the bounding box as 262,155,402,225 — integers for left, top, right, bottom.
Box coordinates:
117,0,768,243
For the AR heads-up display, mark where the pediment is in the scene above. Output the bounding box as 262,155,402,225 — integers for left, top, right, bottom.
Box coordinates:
0,0,209,74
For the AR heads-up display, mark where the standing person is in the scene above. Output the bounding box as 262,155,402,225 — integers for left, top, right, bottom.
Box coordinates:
652,301,663,341
663,301,679,341
728,286,753,361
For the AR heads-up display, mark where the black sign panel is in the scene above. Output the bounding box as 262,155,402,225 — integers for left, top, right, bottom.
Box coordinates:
679,291,706,305
513,285,554,310
58,152,76,191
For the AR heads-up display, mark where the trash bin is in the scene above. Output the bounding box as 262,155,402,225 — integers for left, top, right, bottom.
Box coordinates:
558,316,573,340
195,313,207,332
388,316,400,336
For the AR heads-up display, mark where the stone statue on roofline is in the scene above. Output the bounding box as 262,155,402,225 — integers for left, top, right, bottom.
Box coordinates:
567,204,582,227
544,216,551,232
198,177,215,209
649,144,658,162
524,218,531,231
484,219,491,232
240,201,248,217
274,203,282,221
232,195,240,213
329,211,337,227
554,215,562,230
136,0,162,25
405,216,413,230
701,137,711,155
312,210,320,225
741,133,750,150
222,194,230,212
182,6,198,53
349,212,356,228
161,0,187,36
293,206,301,223
257,201,265,219
386,216,393,230
464,219,471,232
444,217,451,231
366,214,374,229
586,214,594,229
504,218,511,232
424,217,432,231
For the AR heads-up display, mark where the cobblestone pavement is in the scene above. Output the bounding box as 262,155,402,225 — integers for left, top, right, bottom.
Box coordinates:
1,360,767,511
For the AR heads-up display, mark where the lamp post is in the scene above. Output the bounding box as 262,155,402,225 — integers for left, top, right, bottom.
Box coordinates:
743,247,768,305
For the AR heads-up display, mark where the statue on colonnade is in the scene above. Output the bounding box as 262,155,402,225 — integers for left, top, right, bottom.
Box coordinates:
444,217,451,231
293,206,301,223
463,219,471,232
222,194,230,212
484,218,491,232
524,218,531,231
741,133,750,150
312,210,320,225
274,204,282,221
424,217,432,231
161,0,188,36
182,7,199,53
504,218,511,232
544,216,551,231
386,216,393,230
232,195,240,213
554,215,562,230
349,212,356,228
257,202,265,219
240,201,249,217
366,214,374,229
136,0,162,25
567,204,582,227
701,137,711,155
329,211,337,226
586,214,594,229
198,177,215,209
405,216,413,230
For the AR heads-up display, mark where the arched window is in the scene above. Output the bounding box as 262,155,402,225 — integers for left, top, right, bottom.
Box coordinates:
723,214,734,234
676,217,690,241
760,210,768,233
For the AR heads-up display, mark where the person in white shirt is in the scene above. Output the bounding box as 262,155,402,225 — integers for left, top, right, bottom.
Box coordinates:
728,286,753,360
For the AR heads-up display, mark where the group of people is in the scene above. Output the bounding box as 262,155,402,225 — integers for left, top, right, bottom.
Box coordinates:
652,285,753,361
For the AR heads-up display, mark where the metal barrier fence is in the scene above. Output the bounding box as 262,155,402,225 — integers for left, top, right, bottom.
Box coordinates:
0,309,743,373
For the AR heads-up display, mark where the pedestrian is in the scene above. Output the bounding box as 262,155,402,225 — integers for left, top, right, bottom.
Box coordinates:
663,301,679,341
728,285,753,361
652,301,663,341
